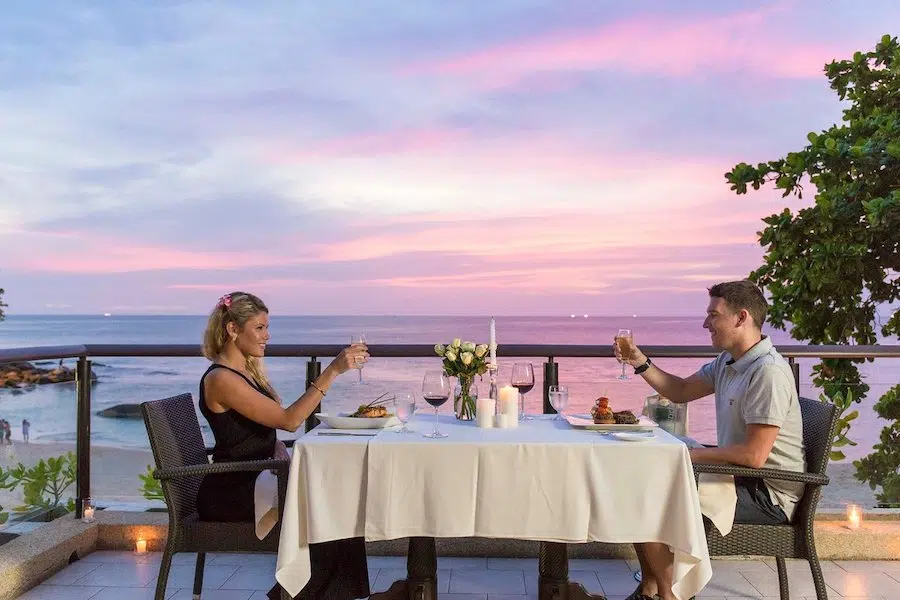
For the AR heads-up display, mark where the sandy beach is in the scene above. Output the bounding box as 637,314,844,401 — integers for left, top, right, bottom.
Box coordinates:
0,441,154,509
0,439,880,513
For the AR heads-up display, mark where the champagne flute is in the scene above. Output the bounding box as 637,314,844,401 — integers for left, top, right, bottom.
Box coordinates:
350,333,367,383
422,371,450,439
510,362,535,421
615,329,633,380
394,392,416,434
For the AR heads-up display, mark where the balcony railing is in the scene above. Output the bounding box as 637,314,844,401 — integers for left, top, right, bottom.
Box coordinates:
1,343,898,518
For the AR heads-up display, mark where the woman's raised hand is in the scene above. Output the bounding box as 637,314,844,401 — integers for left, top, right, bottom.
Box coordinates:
332,343,369,375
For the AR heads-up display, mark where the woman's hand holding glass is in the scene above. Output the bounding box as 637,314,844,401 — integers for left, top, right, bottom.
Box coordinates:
332,343,369,376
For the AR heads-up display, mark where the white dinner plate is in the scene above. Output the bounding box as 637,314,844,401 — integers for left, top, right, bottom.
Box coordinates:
317,413,400,430
565,413,657,432
610,431,656,442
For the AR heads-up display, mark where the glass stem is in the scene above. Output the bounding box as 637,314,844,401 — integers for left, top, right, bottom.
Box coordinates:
358,367,363,383
434,408,440,434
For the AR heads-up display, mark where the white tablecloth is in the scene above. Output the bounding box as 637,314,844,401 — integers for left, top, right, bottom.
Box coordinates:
276,415,712,600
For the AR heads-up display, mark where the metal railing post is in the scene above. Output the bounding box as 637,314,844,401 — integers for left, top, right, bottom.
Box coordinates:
543,357,558,414
75,357,92,518
305,357,322,433
788,357,800,396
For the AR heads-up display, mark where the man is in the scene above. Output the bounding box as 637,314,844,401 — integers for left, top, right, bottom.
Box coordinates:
22,419,30,443
615,280,805,600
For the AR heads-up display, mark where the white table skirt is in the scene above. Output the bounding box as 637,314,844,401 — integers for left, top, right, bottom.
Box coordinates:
276,415,712,600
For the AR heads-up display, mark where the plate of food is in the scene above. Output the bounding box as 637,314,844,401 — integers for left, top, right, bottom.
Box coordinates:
565,396,657,431
317,393,401,430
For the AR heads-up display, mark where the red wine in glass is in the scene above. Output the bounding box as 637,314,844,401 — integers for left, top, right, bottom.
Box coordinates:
424,395,449,408
422,371,450,438
510,362,535,421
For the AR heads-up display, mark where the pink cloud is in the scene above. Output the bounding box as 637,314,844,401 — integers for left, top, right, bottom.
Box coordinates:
400,6,849,89
7,230,288,273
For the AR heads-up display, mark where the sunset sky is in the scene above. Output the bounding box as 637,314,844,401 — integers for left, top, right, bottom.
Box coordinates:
2,1,897,316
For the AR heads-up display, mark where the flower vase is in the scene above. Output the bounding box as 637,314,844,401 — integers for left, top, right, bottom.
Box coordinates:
454,375,478,421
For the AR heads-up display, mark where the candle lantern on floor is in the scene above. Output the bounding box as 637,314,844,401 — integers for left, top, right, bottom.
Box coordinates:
81,498,95,523
846,504,862,530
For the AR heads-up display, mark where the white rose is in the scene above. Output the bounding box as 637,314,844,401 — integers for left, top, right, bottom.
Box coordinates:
461,352,474,366
474,344,488,358
445,350,458,362
434,344,445,356
451,338,461,349
461,341,476,353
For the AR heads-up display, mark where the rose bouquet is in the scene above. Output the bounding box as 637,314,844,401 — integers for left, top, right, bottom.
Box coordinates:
434,338,491,420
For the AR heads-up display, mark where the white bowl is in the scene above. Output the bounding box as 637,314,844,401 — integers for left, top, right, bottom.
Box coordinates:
317,412,400,430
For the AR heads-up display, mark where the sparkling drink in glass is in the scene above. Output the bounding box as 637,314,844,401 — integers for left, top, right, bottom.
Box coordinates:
615,329,633,380
394,392,416,434
549,385,569,421
351,333,367,383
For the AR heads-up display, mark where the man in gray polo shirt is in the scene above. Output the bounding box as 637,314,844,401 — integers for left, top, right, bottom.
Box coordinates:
614,280,805,600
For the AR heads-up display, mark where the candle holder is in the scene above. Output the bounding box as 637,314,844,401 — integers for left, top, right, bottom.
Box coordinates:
135,538,148,554
846,504,862,530
488,363,499,415
81,498,96,523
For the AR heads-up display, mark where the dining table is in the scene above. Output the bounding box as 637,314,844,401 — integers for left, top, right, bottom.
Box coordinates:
275,414,712,600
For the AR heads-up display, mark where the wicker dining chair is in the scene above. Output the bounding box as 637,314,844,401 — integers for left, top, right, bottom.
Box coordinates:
693,396,839,600
141,393,289,600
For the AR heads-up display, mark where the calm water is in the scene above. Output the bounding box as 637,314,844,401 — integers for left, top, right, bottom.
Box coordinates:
0,314,897,460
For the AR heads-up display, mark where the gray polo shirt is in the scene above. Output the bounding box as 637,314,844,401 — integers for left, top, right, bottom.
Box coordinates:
696,336,806,521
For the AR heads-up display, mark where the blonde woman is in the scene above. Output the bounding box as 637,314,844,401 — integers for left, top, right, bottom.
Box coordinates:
199,292,370,599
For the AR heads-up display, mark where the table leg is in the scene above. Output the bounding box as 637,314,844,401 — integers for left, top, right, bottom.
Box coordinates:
369,537,438,600
538,542,606,600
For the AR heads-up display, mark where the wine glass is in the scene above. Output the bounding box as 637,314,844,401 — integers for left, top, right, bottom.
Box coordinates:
510,362,535,421
549,385,569,421
350,333,367,383
615,329,633,380
393,392,416,434
421,371,450,438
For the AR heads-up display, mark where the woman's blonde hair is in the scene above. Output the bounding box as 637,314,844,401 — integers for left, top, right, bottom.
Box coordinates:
202,291,274,395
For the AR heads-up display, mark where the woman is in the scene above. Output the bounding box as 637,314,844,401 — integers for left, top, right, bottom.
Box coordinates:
198,291,370,600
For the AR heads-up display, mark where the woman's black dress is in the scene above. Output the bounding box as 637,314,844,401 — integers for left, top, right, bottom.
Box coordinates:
197,363,370,600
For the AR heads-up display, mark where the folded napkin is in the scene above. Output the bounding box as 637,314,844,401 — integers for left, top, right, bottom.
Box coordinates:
697,473,737,536
255,470,280,540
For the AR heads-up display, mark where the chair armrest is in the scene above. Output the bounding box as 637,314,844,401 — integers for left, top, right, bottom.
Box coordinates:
692,463,829,486
155,459,289,481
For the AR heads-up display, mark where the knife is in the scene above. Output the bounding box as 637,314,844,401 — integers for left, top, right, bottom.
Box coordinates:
316,431,379,436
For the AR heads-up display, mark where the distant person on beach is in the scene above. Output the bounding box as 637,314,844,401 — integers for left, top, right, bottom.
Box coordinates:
0,420,6,445
613,280,806,600
22,419,30,443
2,420,10,445
198,291,370,600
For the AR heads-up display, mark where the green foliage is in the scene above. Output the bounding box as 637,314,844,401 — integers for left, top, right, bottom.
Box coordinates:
725,35,900,501
854,385,900,505
138,464,165,502
0,288,6,321
0,506,7,525
826,390,859,462
0,452,77,513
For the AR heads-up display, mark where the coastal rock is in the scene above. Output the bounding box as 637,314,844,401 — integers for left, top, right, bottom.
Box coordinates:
0,361,97,389
96,404,143,419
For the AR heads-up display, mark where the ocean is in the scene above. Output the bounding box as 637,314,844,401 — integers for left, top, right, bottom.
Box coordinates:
0,315,897,461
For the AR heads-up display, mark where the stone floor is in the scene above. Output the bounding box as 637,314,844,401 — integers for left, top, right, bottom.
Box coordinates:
15,551,900,599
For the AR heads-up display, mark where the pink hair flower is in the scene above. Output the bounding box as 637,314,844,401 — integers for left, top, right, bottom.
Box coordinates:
217,294,232,309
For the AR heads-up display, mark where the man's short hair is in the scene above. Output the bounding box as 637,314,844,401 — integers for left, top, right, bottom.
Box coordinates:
708,280,768,328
